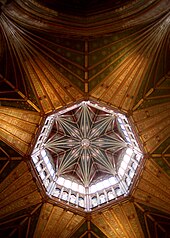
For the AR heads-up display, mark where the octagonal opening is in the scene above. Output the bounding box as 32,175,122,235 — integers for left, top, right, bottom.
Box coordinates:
31,100,143,211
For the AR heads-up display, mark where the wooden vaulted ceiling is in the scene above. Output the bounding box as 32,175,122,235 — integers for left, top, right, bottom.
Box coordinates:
0,0,170,237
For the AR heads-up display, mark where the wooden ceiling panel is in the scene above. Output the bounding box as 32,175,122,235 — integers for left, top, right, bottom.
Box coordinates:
92,213,117,238
92,201,144,238
90,12,170,112
135,202,170,238
1,9,84,114
132,102,170,153
89,37,150,111
0,161,42,218
151,137,170,176
59,213,86,238
0,140,22,183
34,203,85,238
25,57,83,113
0,107,41,155
0,203,42,238
133,159,170,214
112,202,144,238
133,72,170,110
70,221,108,238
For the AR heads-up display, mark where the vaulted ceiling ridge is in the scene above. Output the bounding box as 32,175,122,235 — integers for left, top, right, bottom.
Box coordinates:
134,202,170,238
1,0,170,36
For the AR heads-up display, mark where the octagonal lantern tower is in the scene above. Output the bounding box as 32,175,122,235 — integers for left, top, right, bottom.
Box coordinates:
31,100,143,211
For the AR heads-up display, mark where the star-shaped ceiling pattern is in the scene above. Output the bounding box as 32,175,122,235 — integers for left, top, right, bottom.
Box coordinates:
44,102,127,186
0,0,170,237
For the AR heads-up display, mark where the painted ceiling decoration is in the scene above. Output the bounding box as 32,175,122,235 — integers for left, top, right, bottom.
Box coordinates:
41,101,128,185
0,0,170,237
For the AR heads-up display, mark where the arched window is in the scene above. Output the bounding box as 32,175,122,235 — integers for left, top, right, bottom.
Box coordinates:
53,188,61,197
62,191,68,201
115,187,122,197
91,196,98,207
132,162,137,170
36,164,42,172
128,169,135,178
44,178,50,188
108,191,115,200
70,194,76,204
125,176,131,186
32,156,39,164
43,170,47,177
99,194,106,204
78,197,85,207
40,171,45,180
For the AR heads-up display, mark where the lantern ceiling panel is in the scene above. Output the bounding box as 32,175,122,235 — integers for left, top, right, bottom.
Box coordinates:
31,100,143,211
